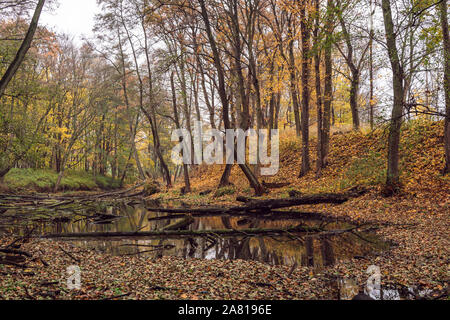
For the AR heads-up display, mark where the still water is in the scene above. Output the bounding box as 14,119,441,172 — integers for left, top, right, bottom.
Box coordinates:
0,200,388,269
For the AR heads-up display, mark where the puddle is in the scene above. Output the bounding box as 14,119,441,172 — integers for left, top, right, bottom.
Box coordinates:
0,200,388,268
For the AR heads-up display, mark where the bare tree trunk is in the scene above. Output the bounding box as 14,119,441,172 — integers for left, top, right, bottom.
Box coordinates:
314,0,323,177
349,74,360,130
322,0,333,169
288,20,302,137
440,0,450,175
369,0,375,130
170,72,191,192
299,1,311,177
382,0,405,193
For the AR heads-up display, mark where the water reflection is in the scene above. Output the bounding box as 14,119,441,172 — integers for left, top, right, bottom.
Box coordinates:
0,201,387,267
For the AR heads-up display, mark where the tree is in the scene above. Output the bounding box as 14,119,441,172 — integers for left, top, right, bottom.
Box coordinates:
333,0,371,131
170,71,191,192
0,0,46,98
440,0,450,174
299,0,312,177
197,0,265,195
381,0,405,193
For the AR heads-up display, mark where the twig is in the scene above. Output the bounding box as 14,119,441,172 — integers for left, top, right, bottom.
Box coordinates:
58,246,80,263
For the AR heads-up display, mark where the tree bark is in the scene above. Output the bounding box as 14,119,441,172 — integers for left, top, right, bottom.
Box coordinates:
382,0,405,193
170,72,191,192
299,1,311,177
440,0,450,174
322,0,333,169
288,19,302,137
314,0,323,177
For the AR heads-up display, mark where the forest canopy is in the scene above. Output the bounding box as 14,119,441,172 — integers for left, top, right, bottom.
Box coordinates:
0,0,448,194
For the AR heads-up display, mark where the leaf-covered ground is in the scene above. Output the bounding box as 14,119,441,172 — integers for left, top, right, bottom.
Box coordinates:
0,120,448,300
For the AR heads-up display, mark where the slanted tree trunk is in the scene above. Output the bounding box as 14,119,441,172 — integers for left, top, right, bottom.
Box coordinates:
382,0,405,193
198,0,264,195
440,0,450,174
0,0,46,98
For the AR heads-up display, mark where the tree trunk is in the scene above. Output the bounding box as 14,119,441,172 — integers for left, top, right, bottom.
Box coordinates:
0,0,46,98
322,0,333,168
369,0,375,130
171,72,191,192
288,24,302,137
440,0,450,174
349,73,360,130
314,0,323,177
382,0,405,193
299,2,311,177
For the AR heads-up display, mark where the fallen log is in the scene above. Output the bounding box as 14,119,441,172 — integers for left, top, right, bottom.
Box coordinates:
262,181,291,189
40,225,324,240
236,193,351,208
147,192,355,216
147,210,336,222
162,215,195,230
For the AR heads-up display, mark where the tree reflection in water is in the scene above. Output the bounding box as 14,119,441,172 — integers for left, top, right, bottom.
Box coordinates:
1,201,386,268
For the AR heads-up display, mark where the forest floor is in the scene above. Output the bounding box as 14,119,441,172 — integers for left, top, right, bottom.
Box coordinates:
0,120,448,300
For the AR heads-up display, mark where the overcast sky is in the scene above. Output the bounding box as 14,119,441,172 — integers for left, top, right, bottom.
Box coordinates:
40,0,99,42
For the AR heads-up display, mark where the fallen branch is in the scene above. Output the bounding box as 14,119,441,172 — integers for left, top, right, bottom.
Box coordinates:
237,193,352,209
0,248,32,257
40,225,325,240
147,210,337,223
262,181,291,189
58,246,80,263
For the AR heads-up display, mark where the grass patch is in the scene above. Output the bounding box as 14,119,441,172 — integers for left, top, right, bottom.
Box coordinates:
339,151,386,189
3,168,121,192
214,186,236,197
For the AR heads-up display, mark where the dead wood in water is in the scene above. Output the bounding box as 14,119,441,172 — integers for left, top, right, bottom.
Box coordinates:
236,193,354,208
147,210,336,223
40,225,326,240
162,215,195,230
146,191,364,219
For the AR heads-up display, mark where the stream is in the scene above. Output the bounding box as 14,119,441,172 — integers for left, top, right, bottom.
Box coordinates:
0,199,388,268
2,198,433,299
